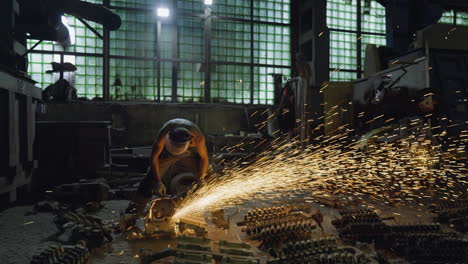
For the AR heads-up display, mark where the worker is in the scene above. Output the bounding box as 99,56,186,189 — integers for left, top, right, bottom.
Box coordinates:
126,118,209,215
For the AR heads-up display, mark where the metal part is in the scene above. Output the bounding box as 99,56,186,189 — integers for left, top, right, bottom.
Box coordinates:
392,234,468,263
176,214,207,237
30,241,90,264
144,197,176,237
334,209,468,263
332,209,382,229
140,236,261,264
239,206,317,252
268,238,369,264
53,210,112,247
431,199,468,233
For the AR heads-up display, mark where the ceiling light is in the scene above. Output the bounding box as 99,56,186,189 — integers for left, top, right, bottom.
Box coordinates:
157,7,170,17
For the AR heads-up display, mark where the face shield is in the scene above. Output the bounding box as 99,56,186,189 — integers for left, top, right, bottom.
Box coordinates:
165,134,190,156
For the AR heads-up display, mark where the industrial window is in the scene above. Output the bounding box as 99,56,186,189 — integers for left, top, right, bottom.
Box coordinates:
439,10,468,26
26,0,291,105
27,14,104,98
327,0,386,81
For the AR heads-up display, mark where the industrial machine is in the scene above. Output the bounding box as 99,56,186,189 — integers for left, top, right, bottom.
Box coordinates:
351,0,468,155
354,24,468,142
0,0,121,204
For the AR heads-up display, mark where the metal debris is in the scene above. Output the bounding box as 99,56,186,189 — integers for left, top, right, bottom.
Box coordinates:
30,241,89,264
53,209,112,248
239,206,316,252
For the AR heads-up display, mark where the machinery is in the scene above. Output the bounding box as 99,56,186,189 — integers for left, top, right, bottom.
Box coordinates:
0,0,121,204
353,25,468,147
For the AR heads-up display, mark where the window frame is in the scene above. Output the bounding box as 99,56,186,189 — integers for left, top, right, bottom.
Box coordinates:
27,0,292,105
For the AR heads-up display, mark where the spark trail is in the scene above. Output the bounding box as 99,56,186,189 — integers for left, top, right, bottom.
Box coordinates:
173,130,467,221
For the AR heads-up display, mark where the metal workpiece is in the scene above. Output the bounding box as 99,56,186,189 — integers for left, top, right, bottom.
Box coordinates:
268,237,370,264
30,242,90,264
143,198,177,238
337,209,376,217
392,234,468,263
334,208,468,263
390,224,441,233
332,210,383,229
140,236,261,264
245,206,291,218
431,199,468,231
240,206,318,254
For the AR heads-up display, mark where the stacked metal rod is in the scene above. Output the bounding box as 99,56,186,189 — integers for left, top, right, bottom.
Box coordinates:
331,209,382,229
140,236,261,264
393,233,468,263
268,238,369,264
30,241,89,264
333,209,468,263
239,206,316,250
431,199,468,233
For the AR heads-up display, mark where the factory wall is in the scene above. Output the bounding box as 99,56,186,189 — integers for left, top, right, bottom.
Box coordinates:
38,102,268,147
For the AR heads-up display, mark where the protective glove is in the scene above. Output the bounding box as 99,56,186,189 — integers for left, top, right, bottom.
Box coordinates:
155,182,167,196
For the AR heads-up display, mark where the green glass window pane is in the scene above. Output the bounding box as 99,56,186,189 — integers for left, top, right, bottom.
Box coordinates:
327,0,357,31
27,15,103,53
160,24,175,59
457,12,468,26
110,9,155,57
110,58,158,100
27,53,54,89
176,0,204,13
111,0,155,9
361,0,386,34
329,31,358,70
439,10,455,24
327,0,386,79
178,17,203,60
213,20,251,63
212,65,252,104
213,0,251,19
329,71,357,82
27,0,292,105
253,67,290,105
253,24,290,66
177,63,204,103
253,0,290,24
27,53,102,99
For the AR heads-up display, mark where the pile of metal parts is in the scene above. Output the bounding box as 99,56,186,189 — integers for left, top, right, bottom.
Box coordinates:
53,209,113,249
333,209,468,263
238,206,317,250
140,236,262,264
268,238,369,264
431,199,468,233
30,241,89,264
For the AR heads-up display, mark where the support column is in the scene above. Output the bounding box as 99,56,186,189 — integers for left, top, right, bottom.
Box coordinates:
103,0,111,101
203,6,212,103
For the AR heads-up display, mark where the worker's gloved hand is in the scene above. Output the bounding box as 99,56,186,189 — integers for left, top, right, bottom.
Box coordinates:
155,182,167,196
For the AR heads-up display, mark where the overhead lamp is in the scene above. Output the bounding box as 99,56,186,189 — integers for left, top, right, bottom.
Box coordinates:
156,7,170,17
204,0,213,5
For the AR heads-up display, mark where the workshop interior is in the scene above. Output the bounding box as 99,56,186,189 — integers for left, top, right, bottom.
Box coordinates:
1,0,467,263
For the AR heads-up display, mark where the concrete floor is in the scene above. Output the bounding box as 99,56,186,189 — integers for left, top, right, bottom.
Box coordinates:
0,197,465,264
0,200,155,264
